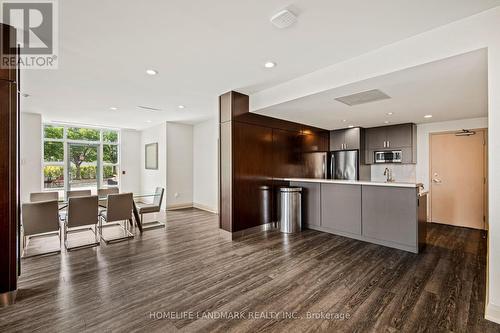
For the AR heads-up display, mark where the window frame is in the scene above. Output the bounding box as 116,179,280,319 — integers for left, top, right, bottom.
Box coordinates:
41,123,121,192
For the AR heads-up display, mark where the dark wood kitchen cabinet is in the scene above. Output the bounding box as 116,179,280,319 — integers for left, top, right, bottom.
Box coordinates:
219,91,330,235
232,121,274,231
301,127,329,152
330,127,363,151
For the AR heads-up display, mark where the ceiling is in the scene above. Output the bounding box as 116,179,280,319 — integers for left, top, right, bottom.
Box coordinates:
253,49,488,129
19,0,500,129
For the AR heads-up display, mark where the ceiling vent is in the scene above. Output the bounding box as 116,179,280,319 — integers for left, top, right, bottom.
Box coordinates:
270,10,297,29
334,89,391,106
137,105,163,112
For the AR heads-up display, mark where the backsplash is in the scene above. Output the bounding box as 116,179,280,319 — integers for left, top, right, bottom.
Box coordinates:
371,164,416,183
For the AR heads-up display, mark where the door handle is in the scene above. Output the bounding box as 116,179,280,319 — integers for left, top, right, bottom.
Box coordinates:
432,178,442,184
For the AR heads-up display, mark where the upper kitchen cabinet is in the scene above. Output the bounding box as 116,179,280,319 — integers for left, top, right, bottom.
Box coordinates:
365,123,417,164
330,127,363,151
366,123,415,149
300,127,329,152
366,127,388,150
386,123,414,148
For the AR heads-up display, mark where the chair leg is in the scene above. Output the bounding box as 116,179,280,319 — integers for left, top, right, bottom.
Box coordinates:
64,224,68,250
23,236,27,257
99,217,134,244
141,212,166,231
94,223,99,244
22,232,61,259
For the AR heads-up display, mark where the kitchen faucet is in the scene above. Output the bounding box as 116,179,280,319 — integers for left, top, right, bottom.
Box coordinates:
384,167,394,182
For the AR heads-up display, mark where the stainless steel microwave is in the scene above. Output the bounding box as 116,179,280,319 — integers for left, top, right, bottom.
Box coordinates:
374,150,402,163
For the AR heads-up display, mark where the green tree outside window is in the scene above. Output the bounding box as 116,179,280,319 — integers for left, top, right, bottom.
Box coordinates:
44,125,64,139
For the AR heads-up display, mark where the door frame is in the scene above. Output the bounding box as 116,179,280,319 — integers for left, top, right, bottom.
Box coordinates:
428,128,488,229
65,142,101,193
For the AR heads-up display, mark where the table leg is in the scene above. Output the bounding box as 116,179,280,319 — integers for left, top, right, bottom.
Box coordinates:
133,201,143,233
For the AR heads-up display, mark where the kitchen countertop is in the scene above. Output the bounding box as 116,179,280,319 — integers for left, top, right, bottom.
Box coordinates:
285,178,423,188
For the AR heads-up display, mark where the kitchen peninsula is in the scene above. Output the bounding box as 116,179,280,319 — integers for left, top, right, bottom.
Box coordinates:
286,178,428,253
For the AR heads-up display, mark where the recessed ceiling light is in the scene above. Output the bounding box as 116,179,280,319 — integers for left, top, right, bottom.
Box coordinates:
146,69,158,75
386,112,393,116
264,62,276,69
342,119,347,122
424,115,433,118
384,121,390,124
348,125,355,128
109,107,118,111
178,105,185,109
145,120,152,123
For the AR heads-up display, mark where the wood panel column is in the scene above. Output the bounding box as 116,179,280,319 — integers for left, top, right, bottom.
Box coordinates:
0,23,19,305
219,91,249,232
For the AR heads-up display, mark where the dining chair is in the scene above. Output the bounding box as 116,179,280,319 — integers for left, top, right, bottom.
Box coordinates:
21,200,61,258
67,189,92,199
64,195,100,251
30,191,59,202
99,193,134,244
136,187,165,230
97,187,119,208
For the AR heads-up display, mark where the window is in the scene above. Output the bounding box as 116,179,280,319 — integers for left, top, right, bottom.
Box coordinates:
42,124,120,191
43,125,65,189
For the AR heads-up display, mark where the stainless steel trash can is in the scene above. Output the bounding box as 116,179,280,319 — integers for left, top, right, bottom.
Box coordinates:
279,187,302,233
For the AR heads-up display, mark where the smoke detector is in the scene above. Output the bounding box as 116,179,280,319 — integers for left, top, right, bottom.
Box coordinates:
270,10,297,29
334,89,391,106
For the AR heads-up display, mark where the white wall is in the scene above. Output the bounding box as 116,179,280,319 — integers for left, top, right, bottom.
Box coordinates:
20,113,42,202
120,129,141,194
138,122,195,210
193,118,218,213
166,122,193,209
140,123,167,209
416,117,488,191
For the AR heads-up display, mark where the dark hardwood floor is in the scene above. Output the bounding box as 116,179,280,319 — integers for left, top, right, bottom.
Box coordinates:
1,208,498,332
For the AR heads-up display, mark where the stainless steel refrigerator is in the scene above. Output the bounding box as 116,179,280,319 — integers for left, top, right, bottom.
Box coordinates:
330,150,359,180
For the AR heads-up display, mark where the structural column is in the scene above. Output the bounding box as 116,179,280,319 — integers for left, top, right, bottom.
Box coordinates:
218,91,249,233
0,23,19,306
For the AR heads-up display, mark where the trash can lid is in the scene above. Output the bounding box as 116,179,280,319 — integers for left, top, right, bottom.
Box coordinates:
280,187,302,192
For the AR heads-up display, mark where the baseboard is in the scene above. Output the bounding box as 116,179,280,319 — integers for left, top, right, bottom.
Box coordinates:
166,203,193,211
486,302,500,324
193,202,218,214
